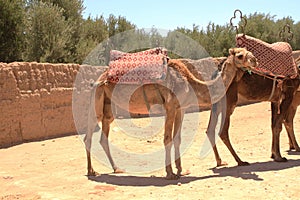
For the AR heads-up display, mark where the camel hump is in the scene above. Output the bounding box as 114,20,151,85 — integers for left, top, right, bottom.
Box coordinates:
236,34,297,78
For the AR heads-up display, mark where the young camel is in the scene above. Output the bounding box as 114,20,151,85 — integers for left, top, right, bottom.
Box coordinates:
84,48,258,179
207,53,300,167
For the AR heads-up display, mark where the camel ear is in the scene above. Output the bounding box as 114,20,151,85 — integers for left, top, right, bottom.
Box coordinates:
229,48,235,55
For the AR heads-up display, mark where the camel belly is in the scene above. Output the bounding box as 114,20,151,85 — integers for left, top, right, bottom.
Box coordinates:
111,84,166,115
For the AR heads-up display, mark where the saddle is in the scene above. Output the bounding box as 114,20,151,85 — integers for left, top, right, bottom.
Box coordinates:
236,34,298,79
107,48,168,84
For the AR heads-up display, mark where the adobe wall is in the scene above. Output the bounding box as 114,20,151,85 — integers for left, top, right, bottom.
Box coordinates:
0,62,106,147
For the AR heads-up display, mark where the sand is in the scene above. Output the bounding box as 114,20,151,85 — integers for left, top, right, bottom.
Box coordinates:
1,102,300,200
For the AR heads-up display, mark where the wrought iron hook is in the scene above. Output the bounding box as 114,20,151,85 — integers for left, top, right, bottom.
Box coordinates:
230,9,247,35
279,24,293,42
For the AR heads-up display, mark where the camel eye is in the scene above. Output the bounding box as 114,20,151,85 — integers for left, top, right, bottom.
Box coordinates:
237,54,244,60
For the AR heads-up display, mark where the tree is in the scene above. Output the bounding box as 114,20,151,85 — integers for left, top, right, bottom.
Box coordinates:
0,0,25,62
36,0,85,62
293,22,300,50
76,15,108,64
107,14,135,37
24,1,72,62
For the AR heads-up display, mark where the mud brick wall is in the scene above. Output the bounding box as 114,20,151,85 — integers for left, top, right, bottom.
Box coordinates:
0,62,106,148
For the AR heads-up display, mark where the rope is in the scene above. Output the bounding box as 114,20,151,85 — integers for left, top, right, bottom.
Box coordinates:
142,84,151,112
154,84,165,105
268,75,278,101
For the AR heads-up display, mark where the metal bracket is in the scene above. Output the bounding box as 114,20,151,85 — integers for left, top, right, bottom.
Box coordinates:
279,24,293,42
230,9,247,35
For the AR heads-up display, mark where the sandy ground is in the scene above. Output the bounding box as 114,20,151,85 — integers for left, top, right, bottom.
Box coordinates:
1,102,300,200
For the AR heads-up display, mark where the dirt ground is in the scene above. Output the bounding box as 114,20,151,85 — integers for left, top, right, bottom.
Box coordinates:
1,102,300,200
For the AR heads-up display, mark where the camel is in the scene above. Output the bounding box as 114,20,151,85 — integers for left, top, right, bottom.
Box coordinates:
206,51,300,167
283,55,300,151
84,47,258,179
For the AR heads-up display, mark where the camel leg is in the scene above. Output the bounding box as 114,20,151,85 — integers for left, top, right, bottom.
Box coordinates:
219,113,250,166
100,102,124,173
270,80,299,161
207,101,228,167
85,86,104,176
164,106,177,180
221,82,249,166
284,105,300,151
173,109,185,177
84,120,99,176
210,82,249,166
270,102,287,161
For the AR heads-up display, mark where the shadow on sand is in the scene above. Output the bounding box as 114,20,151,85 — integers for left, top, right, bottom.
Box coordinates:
287,150,300,156
87,159,300,186
211,159,300,181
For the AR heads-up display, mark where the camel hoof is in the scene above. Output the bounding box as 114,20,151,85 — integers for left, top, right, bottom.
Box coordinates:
274,157,288,162
290,147,300,152
178,170,191,177
114,168,125,173
217,161,228,167
238,161,250,166
294,147,300,152
165,173,180,180
87,169,99,176
289,145,295,150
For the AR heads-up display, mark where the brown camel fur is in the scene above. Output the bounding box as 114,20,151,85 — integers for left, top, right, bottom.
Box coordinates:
207,51,300,167
84,48,258,179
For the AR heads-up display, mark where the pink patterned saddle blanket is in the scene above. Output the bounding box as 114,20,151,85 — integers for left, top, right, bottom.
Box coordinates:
107,48,168,84
236,34,297,78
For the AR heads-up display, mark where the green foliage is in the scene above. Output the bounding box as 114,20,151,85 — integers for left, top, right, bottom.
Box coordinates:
76,16,108,64
174,23,235,57
24,1,72,62
0,0,25,62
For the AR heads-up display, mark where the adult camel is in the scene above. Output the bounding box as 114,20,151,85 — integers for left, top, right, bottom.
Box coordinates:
206,51,300,167
283,55,300,151
84,48,258,179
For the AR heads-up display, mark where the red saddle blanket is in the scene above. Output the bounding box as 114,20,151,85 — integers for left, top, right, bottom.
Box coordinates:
107,48,168,84
236,34,297,78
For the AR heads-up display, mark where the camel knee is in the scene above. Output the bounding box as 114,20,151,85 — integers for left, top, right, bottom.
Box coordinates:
173,134,181,147
272,124,282,133
96,113,104,123
99,133,108,147
84,134,92,151
102,103,114,123
219,130,229,141
103,115,114,124
164,135,173,146
173,139,181,148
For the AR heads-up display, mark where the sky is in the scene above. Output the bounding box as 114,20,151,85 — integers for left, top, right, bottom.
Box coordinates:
82,0,300,31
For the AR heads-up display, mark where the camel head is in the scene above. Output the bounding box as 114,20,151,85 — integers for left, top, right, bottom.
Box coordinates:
210,48,258,103
229,48,258,71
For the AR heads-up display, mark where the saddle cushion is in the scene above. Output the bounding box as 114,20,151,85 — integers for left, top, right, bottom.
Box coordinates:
108,48,168,84
236,34,297,78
